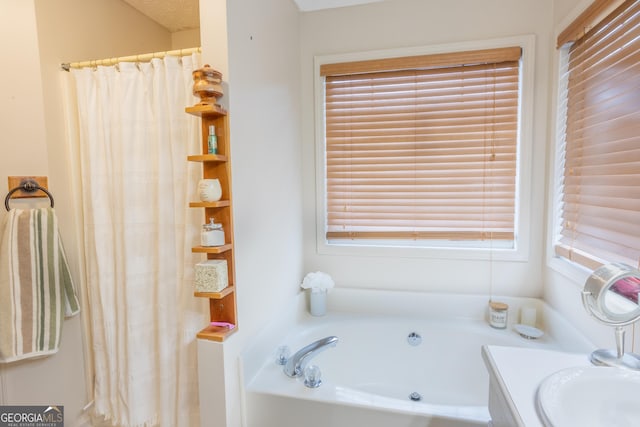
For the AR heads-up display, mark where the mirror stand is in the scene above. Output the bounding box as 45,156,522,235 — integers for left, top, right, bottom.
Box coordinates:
582,263,640,371
589,326,640,370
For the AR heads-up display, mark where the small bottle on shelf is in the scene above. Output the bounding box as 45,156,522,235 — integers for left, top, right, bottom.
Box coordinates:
208,125,218,154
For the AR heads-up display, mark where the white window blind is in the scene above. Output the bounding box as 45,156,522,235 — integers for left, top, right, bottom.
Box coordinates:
555,0,640,269
321,47,522,244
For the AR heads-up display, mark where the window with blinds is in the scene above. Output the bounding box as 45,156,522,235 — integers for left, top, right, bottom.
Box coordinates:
321,47,522,246
555,0,640,269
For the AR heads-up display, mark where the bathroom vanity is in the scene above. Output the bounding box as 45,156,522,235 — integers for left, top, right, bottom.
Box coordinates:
484,263,640,426
482,345,591,426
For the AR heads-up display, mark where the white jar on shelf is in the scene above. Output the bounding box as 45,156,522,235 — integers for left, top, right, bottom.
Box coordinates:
201,218,225,246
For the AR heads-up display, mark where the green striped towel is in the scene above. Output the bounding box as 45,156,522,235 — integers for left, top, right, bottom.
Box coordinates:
0,208,80,363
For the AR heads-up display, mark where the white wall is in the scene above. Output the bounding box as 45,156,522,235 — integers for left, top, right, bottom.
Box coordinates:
225,0,303,337
0,1,171,425
197,0,303,426
300,0,554,297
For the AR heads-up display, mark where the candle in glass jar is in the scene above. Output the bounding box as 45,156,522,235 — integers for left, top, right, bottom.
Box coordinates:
489,301,508,329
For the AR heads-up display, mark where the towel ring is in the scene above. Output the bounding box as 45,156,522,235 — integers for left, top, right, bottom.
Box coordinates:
5,180,55,211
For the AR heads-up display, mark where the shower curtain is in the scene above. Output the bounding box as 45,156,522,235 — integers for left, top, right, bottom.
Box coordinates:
64,54,206,427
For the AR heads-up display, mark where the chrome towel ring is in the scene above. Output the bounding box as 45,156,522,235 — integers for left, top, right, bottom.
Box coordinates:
4,179,55,211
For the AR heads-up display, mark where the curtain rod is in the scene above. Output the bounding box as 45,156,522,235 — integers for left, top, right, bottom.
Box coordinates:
61,46,201,71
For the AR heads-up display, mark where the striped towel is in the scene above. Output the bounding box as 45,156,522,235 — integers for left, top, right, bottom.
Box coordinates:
0,208,80,363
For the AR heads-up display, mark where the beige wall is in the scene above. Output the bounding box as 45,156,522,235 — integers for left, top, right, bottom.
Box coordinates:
0,0,171,424
0,0,66,412
0,0,84,419
0,1,49,183
172,28,201,49
553,0,588,26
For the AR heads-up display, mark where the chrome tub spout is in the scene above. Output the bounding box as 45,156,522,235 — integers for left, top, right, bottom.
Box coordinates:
283,336,338,378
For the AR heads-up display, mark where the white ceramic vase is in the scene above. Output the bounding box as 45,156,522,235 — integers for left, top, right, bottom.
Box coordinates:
198,178,222,202
309,288,327,317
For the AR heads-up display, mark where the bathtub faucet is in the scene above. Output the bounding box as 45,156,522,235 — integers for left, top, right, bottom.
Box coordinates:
283,335,338,378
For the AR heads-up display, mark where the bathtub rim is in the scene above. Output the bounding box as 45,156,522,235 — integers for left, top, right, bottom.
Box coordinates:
241,287,595,386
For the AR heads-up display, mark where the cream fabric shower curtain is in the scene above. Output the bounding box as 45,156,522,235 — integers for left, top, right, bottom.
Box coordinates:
63,54,206,427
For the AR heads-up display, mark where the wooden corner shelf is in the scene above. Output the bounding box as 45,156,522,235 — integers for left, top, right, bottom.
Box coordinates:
187,154,228,163
189,200,231,208
185,103,227,118
191,244,232,254
194,286,235,299
197,324,237,342
187,98,238,341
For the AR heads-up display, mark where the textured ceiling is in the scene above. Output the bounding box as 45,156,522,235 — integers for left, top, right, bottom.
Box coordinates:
121,0,386,32
122,0,200,32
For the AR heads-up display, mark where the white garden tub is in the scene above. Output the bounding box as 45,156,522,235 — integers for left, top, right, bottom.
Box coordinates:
242,289,594,427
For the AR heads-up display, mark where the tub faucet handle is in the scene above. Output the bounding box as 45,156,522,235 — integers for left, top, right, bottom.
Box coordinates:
304,365,322,388
283,336,338,378
275,345,290,365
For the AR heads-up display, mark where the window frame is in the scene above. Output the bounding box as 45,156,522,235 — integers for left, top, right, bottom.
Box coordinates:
313,35,536,261
548,43,594,283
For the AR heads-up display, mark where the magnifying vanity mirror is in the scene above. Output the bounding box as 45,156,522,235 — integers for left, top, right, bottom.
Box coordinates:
582,263,640,370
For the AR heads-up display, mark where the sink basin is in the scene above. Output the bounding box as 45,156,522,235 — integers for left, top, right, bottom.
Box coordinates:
537,366,640,426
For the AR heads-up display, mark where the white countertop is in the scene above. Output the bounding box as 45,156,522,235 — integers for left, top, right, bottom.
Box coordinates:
482,345,592,426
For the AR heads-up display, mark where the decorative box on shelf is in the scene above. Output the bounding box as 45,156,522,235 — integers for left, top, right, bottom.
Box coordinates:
194,259,229,293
